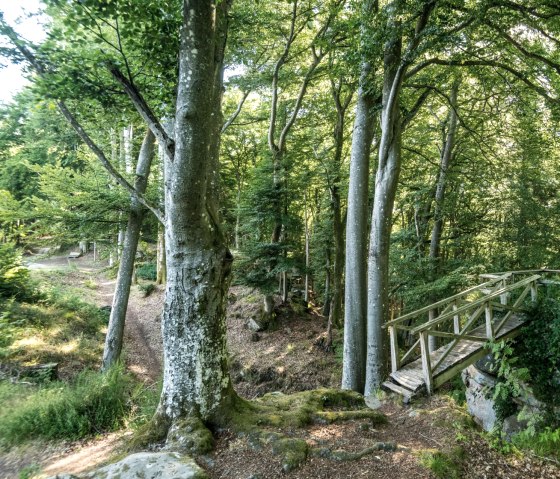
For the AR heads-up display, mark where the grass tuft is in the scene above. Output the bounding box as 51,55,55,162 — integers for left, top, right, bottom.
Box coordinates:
0,365,133,448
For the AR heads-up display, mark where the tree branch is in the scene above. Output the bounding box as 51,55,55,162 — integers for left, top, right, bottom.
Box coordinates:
405,58,557,102
0,19,165,224
108,65,175,160
221,90,250,133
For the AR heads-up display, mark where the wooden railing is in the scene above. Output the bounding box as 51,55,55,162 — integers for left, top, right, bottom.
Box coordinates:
383,270,554,393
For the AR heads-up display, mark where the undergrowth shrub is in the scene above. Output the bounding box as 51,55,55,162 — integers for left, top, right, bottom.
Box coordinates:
487,297,560,457
0,365,133,447
138,282,156,297
0,244,35,301
136,262,156,281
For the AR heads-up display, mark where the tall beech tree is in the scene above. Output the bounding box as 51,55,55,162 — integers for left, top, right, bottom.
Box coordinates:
342,0,378,393
102,129,155,371
1,0,238,435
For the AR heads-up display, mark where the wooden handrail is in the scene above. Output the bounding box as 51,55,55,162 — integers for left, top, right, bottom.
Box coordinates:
411,275,540,335
480,269,560,279
383,274,511,327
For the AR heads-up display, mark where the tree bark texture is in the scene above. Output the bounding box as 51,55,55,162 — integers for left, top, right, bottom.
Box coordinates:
157,0,234,423
102,129,155,371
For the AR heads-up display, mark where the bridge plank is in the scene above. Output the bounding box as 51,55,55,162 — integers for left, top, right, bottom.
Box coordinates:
387,315,527,395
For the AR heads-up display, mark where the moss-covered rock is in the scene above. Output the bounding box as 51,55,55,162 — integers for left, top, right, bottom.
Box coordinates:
270,437,309,472
165,417,215,455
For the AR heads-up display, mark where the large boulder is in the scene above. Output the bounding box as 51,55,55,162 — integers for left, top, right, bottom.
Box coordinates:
462,364,498,431
48,452,207,479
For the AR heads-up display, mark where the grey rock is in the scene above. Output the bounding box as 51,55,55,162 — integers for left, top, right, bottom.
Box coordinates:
247,317,265,332
463,365,497,431
47,452,207,479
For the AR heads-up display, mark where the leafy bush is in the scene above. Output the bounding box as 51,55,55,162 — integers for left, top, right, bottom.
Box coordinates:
0,243,33,300
138,282,156,297
136,262,157,281
517,298,560,417
0,366,133,447
487,298,560,457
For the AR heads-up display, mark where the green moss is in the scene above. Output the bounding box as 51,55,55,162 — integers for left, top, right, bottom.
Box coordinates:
166,417,215,455
128,414,170,452
313,409,387,425
271,437,309,472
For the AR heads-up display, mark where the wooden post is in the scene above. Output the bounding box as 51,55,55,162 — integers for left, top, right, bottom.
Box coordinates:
485,301,493,340
531,281,538,302
453,300,460,334
428,309,437,353
500,278,508,305
389,326,399,373
420,331,433,394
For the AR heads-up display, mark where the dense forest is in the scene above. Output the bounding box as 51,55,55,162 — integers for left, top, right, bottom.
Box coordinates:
1,1,560,478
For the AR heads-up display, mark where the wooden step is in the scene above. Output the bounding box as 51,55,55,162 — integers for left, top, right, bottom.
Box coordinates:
382,380,414,401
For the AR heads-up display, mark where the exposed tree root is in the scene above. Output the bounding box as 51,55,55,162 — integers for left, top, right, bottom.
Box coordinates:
131,388,388,472
310,441,409,462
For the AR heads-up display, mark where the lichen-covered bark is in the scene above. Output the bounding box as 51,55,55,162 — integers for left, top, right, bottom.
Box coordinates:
102,130,155,371
156,0,234,424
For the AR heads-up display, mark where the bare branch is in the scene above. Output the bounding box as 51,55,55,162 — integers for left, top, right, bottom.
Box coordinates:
108,66,175,159
221,90,250,133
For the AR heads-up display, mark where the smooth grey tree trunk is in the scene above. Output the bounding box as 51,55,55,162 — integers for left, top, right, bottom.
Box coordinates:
427,80,459,353
429,80,459,263
341,68,376,392
364,0,435,394
156,226,166,285
102,130,156,371
156,0,234,423
365,9,404,395
341,0,379,394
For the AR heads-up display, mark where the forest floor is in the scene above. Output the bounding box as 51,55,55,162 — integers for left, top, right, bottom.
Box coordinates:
1,255,559,479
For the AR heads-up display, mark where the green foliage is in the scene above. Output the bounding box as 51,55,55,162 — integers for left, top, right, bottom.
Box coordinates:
138,282,155,298
518,298,560,417
136,262,157,281
18,464,41,479
512,427,560,460
0,243,34,301
488,340,530,424
0,277,106,366
0,365,133,447
447,375,467,406
486,299,560,458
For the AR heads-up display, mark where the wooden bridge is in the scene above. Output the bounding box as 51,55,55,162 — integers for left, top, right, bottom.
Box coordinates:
382,270,560,399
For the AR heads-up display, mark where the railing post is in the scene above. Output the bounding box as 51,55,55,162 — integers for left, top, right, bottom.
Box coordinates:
389,326,399,373
428,309,437,353
500,278,508,305
453,300,460,334
485,301,494,340
420,331,433,394
531,281,538,302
